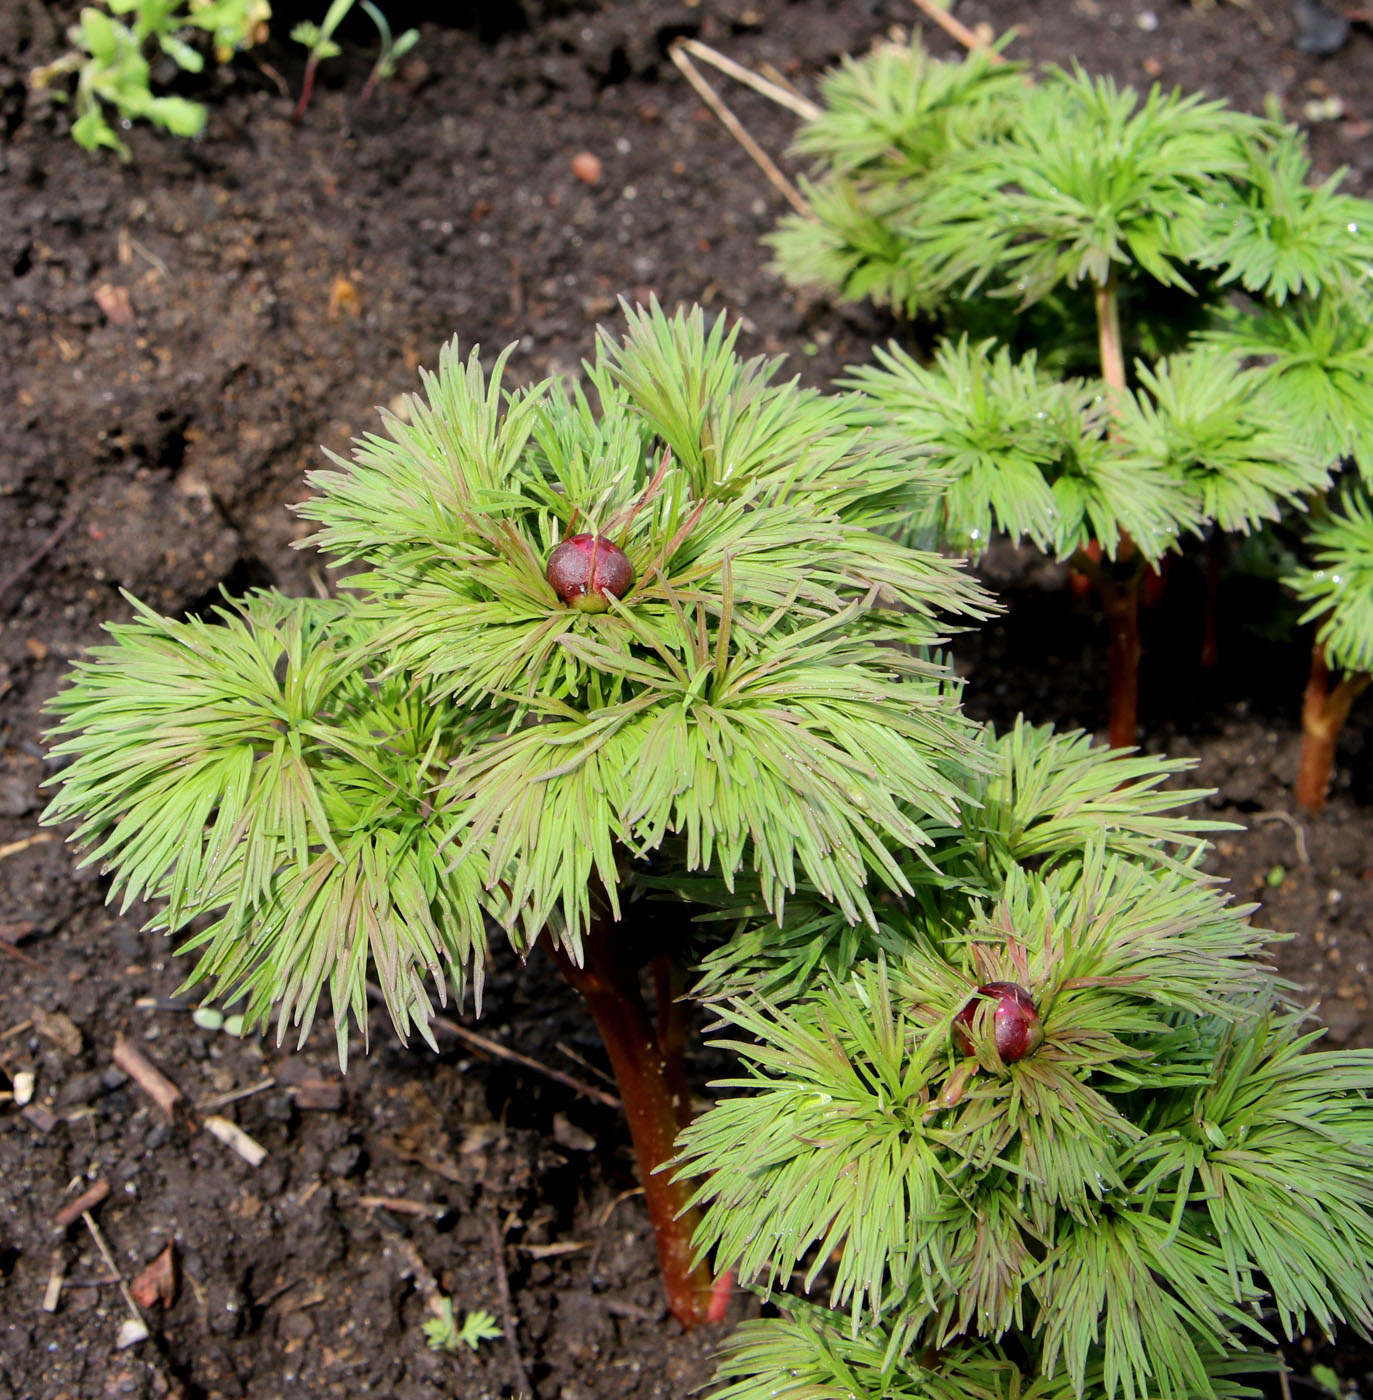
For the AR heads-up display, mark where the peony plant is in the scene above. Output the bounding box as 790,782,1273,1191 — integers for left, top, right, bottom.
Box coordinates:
39,299,1373,1398
41,301,990,1328
674,720,1373,1400
770,37,1373,755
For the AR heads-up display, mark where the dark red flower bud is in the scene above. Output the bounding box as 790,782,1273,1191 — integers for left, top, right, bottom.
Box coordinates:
545,533,635,614
952,981,1043,1063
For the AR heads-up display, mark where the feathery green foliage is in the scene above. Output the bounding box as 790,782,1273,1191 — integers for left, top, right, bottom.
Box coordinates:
1287,484,1373,677
44,300,987,1053
773,31,1373,752
677,730,1373,1400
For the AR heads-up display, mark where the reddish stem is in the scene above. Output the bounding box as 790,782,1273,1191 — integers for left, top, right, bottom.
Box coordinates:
547,925,717,1328
1100,569,1143,749
292,57,319,123
1074,549,1144,749
1296,639,1371,812
653,954,693,1118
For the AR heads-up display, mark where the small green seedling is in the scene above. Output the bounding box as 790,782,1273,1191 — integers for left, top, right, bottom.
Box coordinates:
291,0,420,120
423,1299,502,1354
29,0,268,158
290,0,351,121
357,1,419,102
191,1006,247,1036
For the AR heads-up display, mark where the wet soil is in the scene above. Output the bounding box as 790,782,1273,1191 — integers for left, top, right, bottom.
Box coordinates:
2,0,1372,1396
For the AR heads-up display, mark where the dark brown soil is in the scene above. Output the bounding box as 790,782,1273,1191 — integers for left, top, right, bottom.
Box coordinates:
2,0,1372,1396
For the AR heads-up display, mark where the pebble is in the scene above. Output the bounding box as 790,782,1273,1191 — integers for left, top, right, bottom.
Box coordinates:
0,774,36,817
570,151,603,185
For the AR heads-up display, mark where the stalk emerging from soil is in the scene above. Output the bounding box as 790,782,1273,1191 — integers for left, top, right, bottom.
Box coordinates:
547,920,724,1328
1086,265,1146,750
1296,638,1371,811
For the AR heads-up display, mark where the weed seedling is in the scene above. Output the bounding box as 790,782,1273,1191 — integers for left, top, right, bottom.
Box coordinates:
291,0,420,119
290,0,351,121
357,0,419,102
423,1299,502,1354
29,0,269,158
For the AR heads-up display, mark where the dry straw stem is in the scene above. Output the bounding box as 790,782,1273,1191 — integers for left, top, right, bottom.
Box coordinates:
907,0,1006,59
669,40,814,218
669,3,1005,225
112,1035,182,1117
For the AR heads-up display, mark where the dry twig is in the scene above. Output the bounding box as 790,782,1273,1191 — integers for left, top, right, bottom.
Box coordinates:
352,1194,447,1219
428,1007,622,1110
53,1179,110,1231
674,38,820,120
112,1036,182,1117
0,833,56,863
487,1210,533,1399
907,0,1006,59
81,1211,149,1347
203,1114,268,1166
669,41,813,219
0,514,78,608
195,1077,276,1113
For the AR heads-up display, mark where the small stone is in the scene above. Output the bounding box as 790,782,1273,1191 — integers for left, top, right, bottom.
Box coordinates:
327,1144,364,1177
552,1113,596,1152
570,151,603,185
0,775,35,817
281,1310,315,1340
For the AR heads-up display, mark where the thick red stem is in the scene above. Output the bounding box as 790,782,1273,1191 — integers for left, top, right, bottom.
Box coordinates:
1296,640,1371,812
548,927,716,1328
1077,556,1143,750
1101,571,1142,749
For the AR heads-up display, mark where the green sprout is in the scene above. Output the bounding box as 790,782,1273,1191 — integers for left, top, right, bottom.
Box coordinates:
423,1299,502,1354
291,0,420,120
28,0,268,159
290,0,351,122
357,0,419,102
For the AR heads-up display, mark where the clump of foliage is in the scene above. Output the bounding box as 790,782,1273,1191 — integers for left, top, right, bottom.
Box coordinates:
41,300,1373,1395
42,301,989,1328
29,0,270,158
672,719,1373,1400
772,37,1373,759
